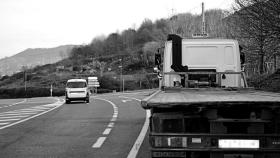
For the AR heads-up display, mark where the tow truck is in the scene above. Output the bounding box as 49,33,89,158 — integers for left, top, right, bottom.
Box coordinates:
141,34,280,158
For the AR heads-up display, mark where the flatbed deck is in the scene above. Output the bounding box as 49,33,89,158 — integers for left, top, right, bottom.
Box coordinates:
141,88,280,109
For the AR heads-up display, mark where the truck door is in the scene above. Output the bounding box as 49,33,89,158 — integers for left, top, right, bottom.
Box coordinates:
221,46,237,87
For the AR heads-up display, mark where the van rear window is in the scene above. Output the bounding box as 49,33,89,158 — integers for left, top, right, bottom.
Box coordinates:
66,82,87,88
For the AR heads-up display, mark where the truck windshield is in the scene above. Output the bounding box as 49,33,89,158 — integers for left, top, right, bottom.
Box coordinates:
66,82,87,88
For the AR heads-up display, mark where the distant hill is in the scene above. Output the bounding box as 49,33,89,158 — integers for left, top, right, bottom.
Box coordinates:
0,45,75,76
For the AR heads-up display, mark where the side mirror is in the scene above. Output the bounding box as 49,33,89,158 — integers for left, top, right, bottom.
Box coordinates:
239,46,245,64
155,53,161,66
240,53,245,65
153,67,160,73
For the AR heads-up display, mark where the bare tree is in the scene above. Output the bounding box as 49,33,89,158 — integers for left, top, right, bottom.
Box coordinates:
232,0,280,74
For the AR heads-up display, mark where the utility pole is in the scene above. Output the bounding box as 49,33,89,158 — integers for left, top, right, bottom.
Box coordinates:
119,59,123,92
50,84,53,97
24,70,27,97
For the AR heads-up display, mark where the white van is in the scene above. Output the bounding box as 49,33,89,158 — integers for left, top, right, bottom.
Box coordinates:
65,79,90,104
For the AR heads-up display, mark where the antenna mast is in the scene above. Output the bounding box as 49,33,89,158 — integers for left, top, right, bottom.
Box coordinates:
192,2,208,38
201,2,206,35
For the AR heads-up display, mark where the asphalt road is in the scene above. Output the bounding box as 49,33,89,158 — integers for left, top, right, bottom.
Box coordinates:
0,90,154,158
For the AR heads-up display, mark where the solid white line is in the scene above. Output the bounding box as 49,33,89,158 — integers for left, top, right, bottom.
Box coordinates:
127,109,150,158
120,96,150,158
9,99,27,106
0,122,10,125
0,118,20,122
42,104,57,107
0,100,64,130
0,99,27,108
102,128,112,135
12,109,45,112
31,106,51,110
119,96,141,102
0,112,38,116
0,115,30,119
92,137,107,148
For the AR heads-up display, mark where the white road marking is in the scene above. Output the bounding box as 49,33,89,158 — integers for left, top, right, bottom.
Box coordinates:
119,96,150,158
102,128,112,135
92,137,107,148
31,106,51,110
119,96,141,102
9,99,27,107
108,122,114,127
12,109,45,112
0,112,38,116
92,98,119,149
122,99,132,103
0,115,30,119
0,99,27,109
0,99,64,130
0,123,10,125
127,109,150,158
0,118,20,122
42,104,57,107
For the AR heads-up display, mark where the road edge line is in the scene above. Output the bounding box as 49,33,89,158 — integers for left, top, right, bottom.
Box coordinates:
120,96,150,158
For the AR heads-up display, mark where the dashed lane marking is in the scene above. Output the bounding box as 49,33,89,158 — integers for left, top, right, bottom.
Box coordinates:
102,128,112,135
92,137,107,148
108,122,114,128
92,98,118,149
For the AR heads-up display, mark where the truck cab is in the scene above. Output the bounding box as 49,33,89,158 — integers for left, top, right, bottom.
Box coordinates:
163,37,244,88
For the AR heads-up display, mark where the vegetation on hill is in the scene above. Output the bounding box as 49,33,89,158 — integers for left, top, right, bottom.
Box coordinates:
0,0,279,98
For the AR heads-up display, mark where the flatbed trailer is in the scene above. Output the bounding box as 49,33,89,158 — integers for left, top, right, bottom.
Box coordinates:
142,88,280,158
143,34,280,158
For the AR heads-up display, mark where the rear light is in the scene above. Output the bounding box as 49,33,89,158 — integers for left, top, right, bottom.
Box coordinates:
153,136,187,148
266,137,280,148
152,151,186,157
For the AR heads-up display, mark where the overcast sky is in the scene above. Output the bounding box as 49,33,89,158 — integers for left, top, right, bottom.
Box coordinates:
0,0,234,59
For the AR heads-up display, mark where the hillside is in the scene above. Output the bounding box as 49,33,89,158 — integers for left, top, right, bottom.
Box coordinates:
0,5,279,98
0,45,75,76
0,9,230,98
